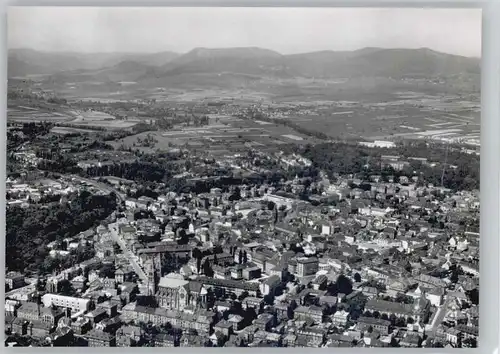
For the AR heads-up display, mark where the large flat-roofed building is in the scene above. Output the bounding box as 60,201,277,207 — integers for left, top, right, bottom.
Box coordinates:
42,294,91,312
296,257,319,277
5,271,25,291
364,297,430,323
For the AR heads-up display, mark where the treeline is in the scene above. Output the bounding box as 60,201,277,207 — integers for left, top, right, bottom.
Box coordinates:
7,90,68,105
68,140,115,153
53,121,154,135
297,141,479,191
154,115,209,130
37,155,82,174
84,161,173,183
55,123,107,132
38,245,96,275
240,109,329,140
172,166,318,195
7,122,54,149
6,191,117,273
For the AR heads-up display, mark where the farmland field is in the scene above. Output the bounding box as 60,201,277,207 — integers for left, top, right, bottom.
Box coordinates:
8,106,139,130
275,90,480,145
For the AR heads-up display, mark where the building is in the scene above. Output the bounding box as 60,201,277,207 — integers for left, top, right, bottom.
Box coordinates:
357,317,391,335
5,272,25,291
84,308,108,325
296,257,319,277
41,294,91,313
97,301,118,317
364,297,430,323
426,287,445,307
116,325,143,347
85,329,116,347
196,276,260,297
154,332,176,347
332,310,350,327
45,277,61,294
156,275,208,310
17,302,64,326
156,274,190,310
259,275,281,296
214,319,234,337
121,303,215,335
71,317,91,335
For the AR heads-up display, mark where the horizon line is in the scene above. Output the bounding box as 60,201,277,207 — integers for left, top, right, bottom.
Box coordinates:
8,46,481,59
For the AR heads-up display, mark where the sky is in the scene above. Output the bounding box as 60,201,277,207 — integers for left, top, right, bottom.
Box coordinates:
8,7,482,57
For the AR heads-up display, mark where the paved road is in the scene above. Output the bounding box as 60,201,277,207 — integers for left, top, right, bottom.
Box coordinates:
108,222,148,282
429,295,451,335
65,175,147,282
69,175,126,202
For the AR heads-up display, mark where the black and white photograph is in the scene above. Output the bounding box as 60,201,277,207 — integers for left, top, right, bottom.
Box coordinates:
5,7,480,348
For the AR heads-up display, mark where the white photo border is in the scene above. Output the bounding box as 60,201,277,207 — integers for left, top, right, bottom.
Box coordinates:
0,1,497,354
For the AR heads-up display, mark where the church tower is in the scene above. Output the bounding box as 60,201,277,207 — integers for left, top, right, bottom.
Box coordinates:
144,257,157,296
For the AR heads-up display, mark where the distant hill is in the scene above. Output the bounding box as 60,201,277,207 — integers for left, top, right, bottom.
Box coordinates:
8,56,46,77
285,47,480,79
7,48,180,77
47,60,164,84
116,51,180,67
141,47,480,84
8,47,480,90
156,47,291,78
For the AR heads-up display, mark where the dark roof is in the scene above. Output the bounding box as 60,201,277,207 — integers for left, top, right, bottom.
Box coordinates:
85,329,115,341
365,299,414,315
155,332,175,342
357,316,391,327
197,276,259,292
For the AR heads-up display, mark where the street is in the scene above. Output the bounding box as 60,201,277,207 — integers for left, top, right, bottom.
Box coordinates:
108,222,148,282
429,295,451,335
69,175,126,202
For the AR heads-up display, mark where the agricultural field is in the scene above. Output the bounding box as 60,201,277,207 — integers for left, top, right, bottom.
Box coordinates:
67,110,139,129
7,104,139,131
8,106,72,123
279,91,480,145
50,127,102,135
109,114,313,156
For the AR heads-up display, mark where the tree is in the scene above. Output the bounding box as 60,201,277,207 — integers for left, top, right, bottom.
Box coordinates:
196,257,202,274
462,337,477,348
354,273,362,283
192,247,202,260
466,288,479,305
335,274,353,295
203,259,213,277
238,291,249,301
99,263,115,278
6,191,116,274
58,279,75,296
395,317,406,327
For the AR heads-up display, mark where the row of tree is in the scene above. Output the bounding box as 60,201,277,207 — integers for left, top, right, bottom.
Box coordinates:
297,141,479,191
6,190,117,273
